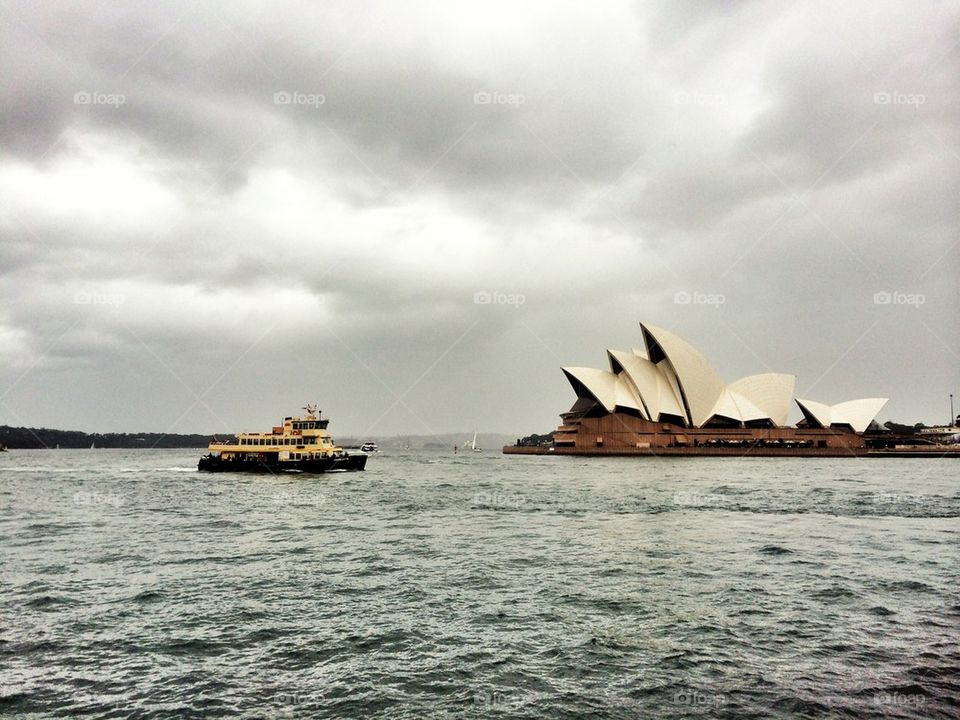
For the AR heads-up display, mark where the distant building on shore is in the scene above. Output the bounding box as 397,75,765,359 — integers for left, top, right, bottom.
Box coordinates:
507,321,888,457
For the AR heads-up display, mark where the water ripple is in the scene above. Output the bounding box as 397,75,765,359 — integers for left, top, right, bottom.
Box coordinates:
1,449,958,718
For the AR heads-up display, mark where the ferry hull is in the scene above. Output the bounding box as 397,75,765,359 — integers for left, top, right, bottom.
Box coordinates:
197,454,367,473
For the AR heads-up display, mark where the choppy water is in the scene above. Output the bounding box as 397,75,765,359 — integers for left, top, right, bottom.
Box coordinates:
1,449,958,719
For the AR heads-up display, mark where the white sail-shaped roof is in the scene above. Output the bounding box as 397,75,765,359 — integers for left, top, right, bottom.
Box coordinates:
728,373,796,427
655,360,689,421
832,399,888,432
641,323,725,427
607,350,656,420
613,377,644,414
796,397,888,433
562,367,644,415
709,388,769,424
795,398,832,428
562,367,619,413
561,323,884,432
608,349,686,423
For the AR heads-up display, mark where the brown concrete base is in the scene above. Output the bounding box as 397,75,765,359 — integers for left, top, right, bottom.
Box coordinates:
502,445,869,458
503,445,960,458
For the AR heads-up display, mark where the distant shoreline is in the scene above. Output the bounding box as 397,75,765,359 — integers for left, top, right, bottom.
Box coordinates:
0,426,210,450
0,425,519,451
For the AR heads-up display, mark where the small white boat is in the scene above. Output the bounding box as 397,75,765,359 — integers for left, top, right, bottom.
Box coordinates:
468,432,482,452
360,441,378,453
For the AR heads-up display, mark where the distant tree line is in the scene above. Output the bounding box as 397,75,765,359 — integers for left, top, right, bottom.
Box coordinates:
0,425,211,449
515,432,554,447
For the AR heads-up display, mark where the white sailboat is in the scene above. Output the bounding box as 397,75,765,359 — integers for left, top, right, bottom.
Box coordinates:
469,431,482,452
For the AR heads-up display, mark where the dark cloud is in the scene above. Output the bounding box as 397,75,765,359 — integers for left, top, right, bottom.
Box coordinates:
0,0,957,434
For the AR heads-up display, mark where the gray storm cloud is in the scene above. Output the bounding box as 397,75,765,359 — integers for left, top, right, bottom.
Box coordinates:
0,0,957,436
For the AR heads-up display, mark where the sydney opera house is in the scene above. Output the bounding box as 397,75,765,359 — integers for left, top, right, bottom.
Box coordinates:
506,322,888,457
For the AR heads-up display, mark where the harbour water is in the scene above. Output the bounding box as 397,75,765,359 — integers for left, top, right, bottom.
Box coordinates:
1,450,958,718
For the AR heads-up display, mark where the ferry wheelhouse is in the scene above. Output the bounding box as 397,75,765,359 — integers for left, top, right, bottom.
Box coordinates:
197,405,366,473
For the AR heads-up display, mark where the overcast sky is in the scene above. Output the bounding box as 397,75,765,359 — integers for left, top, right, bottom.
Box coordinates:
1,0,957,438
